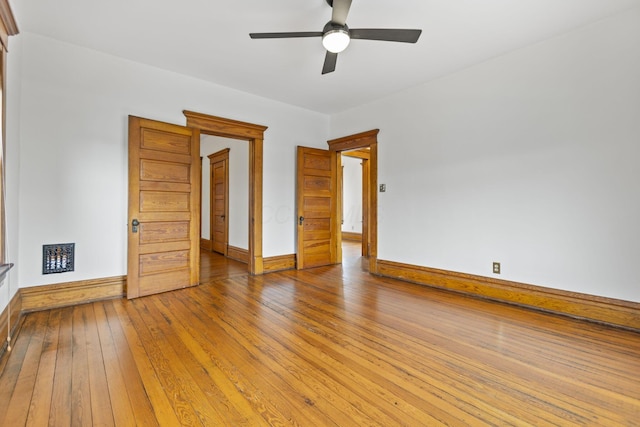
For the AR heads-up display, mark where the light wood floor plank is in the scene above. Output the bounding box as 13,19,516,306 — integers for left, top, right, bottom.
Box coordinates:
132,296,234,425
104,300,162,426
210,276,447,425
48,306,73,426
275,276,532,425
1,310,48,426
71,304,93,426
0,313,32,418
93,301,137,427
182,280,401,426
271,267,638,425
170,285,330,426
245,274,525,425
124,297,223,426
26,309,61,426
83,303,115,427
151,295,270,426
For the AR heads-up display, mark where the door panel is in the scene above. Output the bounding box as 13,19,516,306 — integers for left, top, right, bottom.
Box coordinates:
296,146,337,269
140,191,190,212
128,116,200,299
139,222,190,244
140,159,191,182
139,250,189,275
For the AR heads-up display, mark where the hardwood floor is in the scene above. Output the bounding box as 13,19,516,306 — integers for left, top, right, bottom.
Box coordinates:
1,242,639,425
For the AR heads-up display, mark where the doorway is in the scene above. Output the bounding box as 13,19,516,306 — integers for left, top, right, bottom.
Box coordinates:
295,129,379,273
201,135,250,263
329,129,379,273
184,111,267,275
341,149,370,258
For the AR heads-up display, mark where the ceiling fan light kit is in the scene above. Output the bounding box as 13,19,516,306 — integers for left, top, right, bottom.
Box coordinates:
322,27,350,53
249,0,422,74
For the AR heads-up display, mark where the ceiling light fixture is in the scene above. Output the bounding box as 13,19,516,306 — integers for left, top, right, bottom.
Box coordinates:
322,28,350,53
249,0,423,75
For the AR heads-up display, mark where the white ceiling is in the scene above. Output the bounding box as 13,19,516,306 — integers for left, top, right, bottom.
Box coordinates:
12,0,640,114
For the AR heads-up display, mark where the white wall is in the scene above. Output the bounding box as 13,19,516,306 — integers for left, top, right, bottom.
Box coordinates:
200,135,249,249
342,156,362,234
331,8,640,302
15,32,328,289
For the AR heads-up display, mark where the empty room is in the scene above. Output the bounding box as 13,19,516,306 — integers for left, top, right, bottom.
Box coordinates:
0,0,639,425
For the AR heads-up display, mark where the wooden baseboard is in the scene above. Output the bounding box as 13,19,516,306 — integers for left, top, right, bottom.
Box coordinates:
376,259,640,331
0,290,22,360
200,238,212,251
264,254,296,273
20,276,127,312
342,232,362,242
227,246,249,264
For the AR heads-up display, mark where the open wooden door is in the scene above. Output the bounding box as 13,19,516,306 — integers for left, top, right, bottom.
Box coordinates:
127,116,200,299
296,146,338,269
209,149,229,255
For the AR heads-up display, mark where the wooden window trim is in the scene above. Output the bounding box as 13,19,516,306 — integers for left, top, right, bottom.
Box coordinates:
0,0,17,265
0,0,18,50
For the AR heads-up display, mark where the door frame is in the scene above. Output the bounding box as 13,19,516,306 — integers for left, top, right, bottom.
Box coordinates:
341,149,370,257
184,111,267,275
328,129,379,274
209,148,230,256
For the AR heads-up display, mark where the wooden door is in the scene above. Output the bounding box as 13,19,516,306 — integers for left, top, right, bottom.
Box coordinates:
296,146,337,269
127,116,200,299
209,149,229,255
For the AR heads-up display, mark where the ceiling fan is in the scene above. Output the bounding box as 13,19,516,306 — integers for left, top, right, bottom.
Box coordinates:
249,0,422,74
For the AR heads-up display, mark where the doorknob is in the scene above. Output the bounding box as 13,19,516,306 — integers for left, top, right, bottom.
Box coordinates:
299,216,304,226
131,219,140,233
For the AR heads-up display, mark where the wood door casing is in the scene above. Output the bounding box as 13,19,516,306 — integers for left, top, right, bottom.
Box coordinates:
328,130,379,273
342,149,371,257
184,111,267,275
296,146,337,269
209,149,229,255
127,116,200,298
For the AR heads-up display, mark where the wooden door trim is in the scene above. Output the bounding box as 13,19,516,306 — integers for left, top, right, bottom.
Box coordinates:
328,129,379,273
184,111,267,275
0,0,18,50
328,130,379,152
335,154,342,264
341,149,370,160
361,158,370,257
340,151,370,257
209,149,230,256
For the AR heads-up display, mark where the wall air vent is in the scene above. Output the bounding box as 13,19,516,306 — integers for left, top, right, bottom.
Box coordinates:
43,243,75,274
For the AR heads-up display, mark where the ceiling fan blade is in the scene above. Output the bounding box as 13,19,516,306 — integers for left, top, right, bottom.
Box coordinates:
331,0,352,26
322,51,338,74
350,28,422,43
250,31,323,39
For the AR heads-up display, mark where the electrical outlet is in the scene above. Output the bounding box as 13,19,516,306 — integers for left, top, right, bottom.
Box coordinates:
493,262,501,274
379,184,386,192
